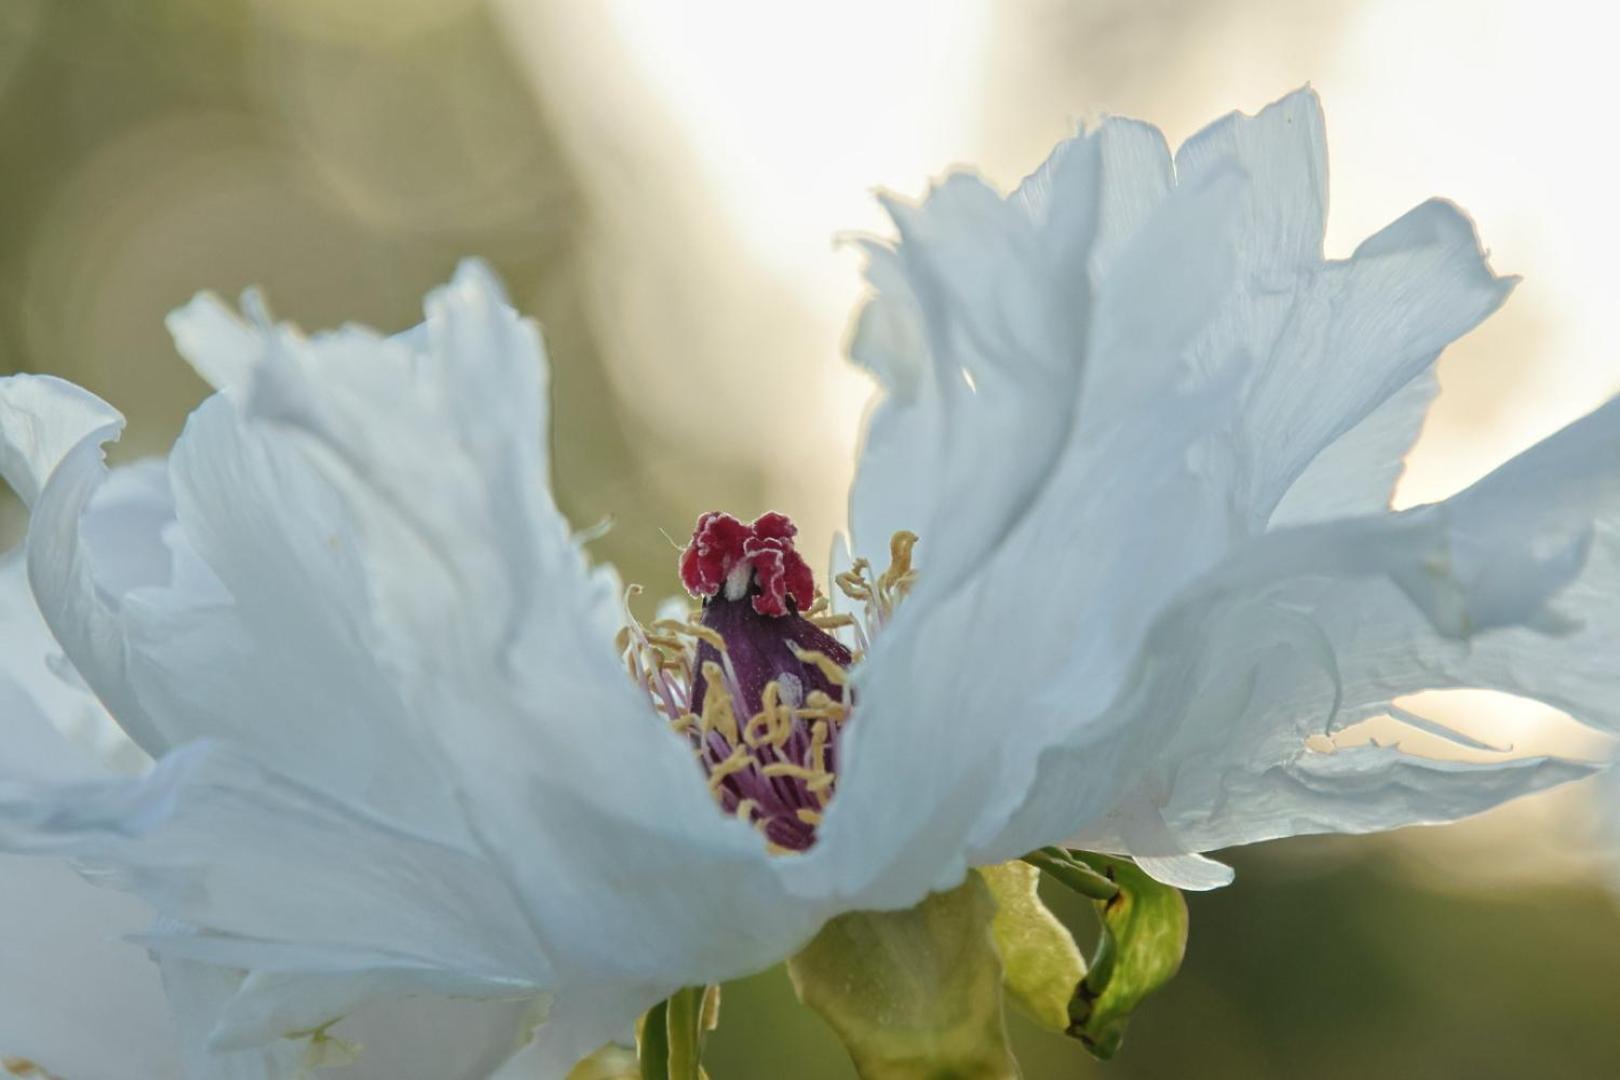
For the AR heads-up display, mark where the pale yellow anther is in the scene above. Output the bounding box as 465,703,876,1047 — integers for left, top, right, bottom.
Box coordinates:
805,594,830,617
735,798,759,823
788,646,848,687
879,531,919,589
761,762,820,781
795,808,823,826
707,746,754,791
669,713,696,734
802,690,850,723
652,619,727,653
809,720,831,777
743,711,769,747
809,613,857,631
699,662,739,744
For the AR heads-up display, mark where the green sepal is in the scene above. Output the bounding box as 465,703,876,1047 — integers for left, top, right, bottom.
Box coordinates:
786,873,1019,1079
979,861,1087,1033
568,1043,640,1080
1064,852,1188,1060
638,999,669,1080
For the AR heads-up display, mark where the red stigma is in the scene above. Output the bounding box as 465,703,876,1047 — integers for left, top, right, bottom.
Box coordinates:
679,511,816,617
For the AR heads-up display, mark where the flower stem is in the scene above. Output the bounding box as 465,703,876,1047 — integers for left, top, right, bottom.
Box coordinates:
1024,847,1120,901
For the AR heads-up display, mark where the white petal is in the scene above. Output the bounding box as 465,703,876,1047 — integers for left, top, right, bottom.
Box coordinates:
0,745,551,992
160,957,298,1080
840,89,1526,888
11,405,179,757
1253,197,1514,527
1175,87,1327,274
165,288,271,397
0,551,108,782
820,162,1250,905
0,855,181,1079
193,262,822,987
1268,367,1437,526
180,960,545,1080
851,147,1100,598
0,374,122,508
987,397,1620,861
496,984,666,1080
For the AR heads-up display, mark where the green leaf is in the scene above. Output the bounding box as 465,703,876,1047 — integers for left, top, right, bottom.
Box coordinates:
787,874,1019,1079
1065,853,1188,1059
979,861,1086,1032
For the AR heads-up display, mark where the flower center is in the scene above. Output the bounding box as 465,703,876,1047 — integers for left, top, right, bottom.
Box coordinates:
619,512,917,853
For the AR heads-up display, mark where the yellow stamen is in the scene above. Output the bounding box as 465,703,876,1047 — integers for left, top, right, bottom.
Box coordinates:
796,808,823,826
707,746,753,790
878,531,919,592
809,719,831,775
735,798,760,823
761,762,820,781
809,612,857,631
699,662,739,744
789,646,848,687
803,690,850,723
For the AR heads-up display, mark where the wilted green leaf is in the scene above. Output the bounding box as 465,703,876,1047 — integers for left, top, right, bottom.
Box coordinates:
979,861,1086,1032
787,874,1018,1079
1066,852,1188,1059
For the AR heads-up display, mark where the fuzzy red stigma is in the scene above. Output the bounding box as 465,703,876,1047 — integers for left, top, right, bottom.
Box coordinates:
679,511,816,617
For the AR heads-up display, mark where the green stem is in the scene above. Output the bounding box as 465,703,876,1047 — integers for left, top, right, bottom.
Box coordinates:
1024,847,1120,901
665,986,705,1080
640,999,670,1080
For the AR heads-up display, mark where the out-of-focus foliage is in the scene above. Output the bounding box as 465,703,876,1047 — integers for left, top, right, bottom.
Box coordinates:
709,845,1620,1077
0,0,763,587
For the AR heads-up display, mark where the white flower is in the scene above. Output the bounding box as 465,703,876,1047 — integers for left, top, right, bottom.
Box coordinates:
2,88,1616,1075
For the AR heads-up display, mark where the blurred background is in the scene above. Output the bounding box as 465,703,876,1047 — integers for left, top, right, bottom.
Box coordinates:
2,0,1618,1074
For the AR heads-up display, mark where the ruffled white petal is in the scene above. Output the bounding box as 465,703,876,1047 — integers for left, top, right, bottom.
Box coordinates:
986,397,1620,866
843,88,1538,883
850,143,1100,599
160,942,544,1079
0,374,122,508
0,746,549,990
242,264,830,985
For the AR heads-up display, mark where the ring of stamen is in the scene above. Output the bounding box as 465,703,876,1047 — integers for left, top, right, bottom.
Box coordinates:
620,515,918,852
